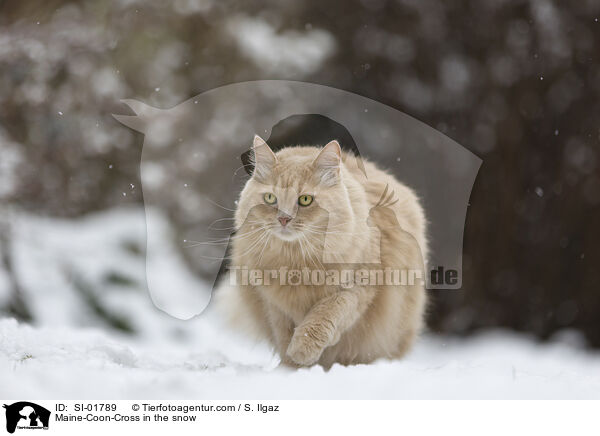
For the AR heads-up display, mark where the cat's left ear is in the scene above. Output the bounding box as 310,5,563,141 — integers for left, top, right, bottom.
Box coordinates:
313,140,342,187
251,135,277,182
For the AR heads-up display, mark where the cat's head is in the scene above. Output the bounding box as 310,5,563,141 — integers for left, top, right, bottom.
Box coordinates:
235,135,353,245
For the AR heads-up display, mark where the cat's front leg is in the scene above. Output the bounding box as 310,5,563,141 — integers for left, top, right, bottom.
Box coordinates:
286,317,337,366
286,289,372,366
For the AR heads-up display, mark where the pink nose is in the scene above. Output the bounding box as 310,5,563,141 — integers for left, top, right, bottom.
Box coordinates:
278,216,291,227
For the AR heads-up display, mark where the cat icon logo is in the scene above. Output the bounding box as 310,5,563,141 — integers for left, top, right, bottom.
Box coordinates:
3,402,50,434
113,81,481,319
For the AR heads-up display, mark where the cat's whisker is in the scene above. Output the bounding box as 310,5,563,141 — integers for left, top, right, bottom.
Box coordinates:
184,242,228,248
207,217,236,230
300,234,326,271
300,227,364,238
302,238,313,264
204,197,237,212
182,238,234,247
209,217,236,223
296,236,306,262
256,229,273,266
238,233,271,259
185,224,275,248
303,223,356,232
232,231,271,246
233,226,274,258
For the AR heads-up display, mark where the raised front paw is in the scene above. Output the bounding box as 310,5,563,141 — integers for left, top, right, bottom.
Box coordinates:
286,325,331,366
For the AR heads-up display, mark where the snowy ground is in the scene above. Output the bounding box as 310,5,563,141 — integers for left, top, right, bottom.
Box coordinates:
1,208,599,399
2,318,600,399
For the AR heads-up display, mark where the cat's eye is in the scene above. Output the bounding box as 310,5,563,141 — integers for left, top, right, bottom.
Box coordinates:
263,193,277,205
298,194,313,206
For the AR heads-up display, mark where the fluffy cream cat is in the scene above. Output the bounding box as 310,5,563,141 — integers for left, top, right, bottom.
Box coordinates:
215,135,427,368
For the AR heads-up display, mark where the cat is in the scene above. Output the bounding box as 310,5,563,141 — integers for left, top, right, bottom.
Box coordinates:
215,135,428,369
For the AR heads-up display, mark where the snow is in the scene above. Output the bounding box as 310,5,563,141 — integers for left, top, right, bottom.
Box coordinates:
226,15,336,75
1,208,599,399
535,186,544,197
2,318,600,399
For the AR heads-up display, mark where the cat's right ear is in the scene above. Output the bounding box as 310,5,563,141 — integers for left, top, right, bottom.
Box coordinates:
313,140,342,187
251,135,277,182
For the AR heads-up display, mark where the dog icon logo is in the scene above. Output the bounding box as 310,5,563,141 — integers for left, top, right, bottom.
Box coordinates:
3,402,50,434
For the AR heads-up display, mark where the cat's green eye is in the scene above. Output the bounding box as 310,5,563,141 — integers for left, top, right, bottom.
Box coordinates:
263,193,277,205
298,194,313,207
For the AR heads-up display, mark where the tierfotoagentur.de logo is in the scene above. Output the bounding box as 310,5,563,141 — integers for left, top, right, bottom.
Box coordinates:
2,402,50,434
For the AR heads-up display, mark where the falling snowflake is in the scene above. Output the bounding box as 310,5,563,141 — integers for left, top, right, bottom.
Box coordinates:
535,187,544,197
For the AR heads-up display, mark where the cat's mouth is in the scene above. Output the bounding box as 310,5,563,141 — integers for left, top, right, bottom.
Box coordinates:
271,224,301,241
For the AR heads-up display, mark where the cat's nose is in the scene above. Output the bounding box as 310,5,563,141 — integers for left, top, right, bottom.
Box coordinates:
278,215,292,227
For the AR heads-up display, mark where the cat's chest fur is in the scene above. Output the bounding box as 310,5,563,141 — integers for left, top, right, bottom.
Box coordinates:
257,283,333,324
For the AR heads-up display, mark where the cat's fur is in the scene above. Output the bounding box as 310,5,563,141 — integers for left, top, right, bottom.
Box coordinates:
215,135,427,368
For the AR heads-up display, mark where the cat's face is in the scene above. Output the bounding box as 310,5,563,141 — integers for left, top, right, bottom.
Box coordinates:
235,136,351,247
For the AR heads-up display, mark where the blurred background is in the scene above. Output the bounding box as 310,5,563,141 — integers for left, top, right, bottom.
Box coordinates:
1,0,599,348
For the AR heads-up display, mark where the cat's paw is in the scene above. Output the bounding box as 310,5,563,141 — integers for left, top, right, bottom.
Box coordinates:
286,337,322,366
286,327,329,366
276,356,302,370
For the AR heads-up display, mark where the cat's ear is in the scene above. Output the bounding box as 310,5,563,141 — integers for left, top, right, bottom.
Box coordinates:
313,140,342,186
251,135,277,182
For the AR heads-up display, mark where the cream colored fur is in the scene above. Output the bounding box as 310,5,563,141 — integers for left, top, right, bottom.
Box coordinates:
214,136,427,369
